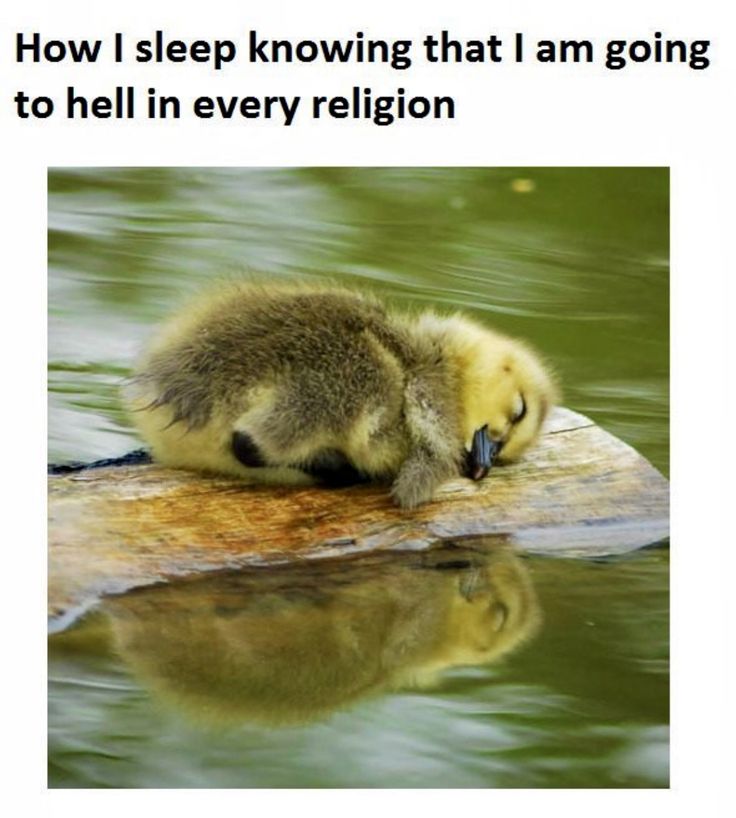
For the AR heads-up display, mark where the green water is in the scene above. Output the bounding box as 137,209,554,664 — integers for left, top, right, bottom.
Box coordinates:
48,167,669,788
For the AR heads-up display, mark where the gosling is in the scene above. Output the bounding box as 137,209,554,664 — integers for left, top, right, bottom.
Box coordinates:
127,281,558,508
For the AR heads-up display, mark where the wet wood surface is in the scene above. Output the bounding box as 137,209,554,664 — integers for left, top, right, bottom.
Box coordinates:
48,407,669,629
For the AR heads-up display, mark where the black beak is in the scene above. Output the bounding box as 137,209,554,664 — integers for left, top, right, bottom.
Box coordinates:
467,426,501,481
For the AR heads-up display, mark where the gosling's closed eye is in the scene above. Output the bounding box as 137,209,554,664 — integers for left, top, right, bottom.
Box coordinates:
512,395,527,424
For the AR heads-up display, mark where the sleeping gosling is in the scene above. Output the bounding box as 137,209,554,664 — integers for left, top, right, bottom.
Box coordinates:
126,281,558,508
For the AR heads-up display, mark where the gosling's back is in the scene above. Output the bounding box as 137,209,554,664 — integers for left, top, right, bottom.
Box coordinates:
128,283,419,480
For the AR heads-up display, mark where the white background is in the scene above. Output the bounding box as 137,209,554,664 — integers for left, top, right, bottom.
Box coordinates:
1,0,733,811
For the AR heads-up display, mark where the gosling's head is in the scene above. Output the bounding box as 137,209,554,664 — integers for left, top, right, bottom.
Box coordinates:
431,314,559,479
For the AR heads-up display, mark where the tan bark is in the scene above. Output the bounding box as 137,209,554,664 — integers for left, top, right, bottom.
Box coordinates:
48,408,669,628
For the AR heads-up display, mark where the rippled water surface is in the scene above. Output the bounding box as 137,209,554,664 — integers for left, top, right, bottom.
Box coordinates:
48,167,669,788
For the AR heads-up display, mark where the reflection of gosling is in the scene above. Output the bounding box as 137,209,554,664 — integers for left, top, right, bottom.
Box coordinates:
105,543,541,726
128,281,558,508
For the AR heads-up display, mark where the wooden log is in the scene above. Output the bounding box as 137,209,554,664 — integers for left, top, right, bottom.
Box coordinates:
48,407,669,630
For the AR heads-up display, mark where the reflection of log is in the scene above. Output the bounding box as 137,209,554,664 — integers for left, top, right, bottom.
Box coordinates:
48,407,669,628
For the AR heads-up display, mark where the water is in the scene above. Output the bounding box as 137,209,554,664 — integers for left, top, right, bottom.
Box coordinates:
48,167,669,788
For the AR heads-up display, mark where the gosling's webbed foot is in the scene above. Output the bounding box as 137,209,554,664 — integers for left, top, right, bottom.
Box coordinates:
231,431,266,468
302,449,369,488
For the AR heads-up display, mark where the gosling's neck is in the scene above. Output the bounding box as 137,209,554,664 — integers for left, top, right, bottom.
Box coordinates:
406,313,509,444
